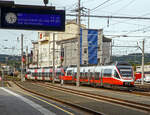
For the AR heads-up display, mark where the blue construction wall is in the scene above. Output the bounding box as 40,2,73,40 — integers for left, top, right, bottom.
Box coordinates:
87,29,98,64
80,29,98,65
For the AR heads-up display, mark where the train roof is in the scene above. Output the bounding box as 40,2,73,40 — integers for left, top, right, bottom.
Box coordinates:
114,61,131,66
66,65,116,72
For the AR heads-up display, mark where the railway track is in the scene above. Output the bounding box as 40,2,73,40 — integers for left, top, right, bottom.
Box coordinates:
32,82,150,113
34,81,150,97
14,81,150,114
47,81,150,97
14,81,104,115
90,85,150,97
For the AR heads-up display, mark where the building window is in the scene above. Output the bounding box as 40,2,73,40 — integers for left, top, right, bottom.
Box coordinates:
44,32,49,37
84,60,87,64
84,48,87,54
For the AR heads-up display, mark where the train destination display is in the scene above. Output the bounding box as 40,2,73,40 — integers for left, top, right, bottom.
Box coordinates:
0,6,65,31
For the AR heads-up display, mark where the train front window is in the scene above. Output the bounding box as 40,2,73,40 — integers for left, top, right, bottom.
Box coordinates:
114,71,120,79
117,67,133,77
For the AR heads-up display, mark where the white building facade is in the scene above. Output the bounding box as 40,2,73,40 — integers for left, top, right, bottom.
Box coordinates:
38,32,61,68
31,21,112,68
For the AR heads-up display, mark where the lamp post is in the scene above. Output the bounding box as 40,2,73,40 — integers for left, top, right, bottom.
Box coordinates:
43,0,49,6
21,34,25,82
77,0,81,87
137,40,145,85
52,33,55,84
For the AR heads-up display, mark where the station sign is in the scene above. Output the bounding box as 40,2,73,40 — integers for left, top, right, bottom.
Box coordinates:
0,5,65,31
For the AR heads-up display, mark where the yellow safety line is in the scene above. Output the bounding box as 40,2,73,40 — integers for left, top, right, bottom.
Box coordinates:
17,90,74,115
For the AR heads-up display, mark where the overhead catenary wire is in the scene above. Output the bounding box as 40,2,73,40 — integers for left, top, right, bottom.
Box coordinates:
102,6,150,30
111,0,136,15
66,14,150,20
90,0,112,12
67,12,150,35
103,19,148,29
73,0,150,32
64,1,150,56
93,0,125,12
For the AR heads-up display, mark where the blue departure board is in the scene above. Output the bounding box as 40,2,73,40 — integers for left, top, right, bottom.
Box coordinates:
1,6,65,31
17,13,61,26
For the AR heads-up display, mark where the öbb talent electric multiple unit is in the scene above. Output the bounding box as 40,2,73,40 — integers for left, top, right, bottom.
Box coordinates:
25,61,134,88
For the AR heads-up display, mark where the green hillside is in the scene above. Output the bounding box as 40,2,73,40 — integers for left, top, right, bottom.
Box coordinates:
112,53,150,65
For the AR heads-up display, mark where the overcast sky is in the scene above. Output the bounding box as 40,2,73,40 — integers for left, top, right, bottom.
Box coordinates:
0,0,150,56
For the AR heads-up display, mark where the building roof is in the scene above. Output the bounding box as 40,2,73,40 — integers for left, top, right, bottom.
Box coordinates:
56,37,77,44
56,35,112,44
32,41,38,44
103,36,112,42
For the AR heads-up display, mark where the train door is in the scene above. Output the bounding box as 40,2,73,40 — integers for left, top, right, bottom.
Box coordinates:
93,70,96,85
49,69,53,81
100,69,103,87
42,69,45,81
88,69,90,84
72,69,75,82
95,71,100,86
83,69,85,82
92,69,98,87
90,71,93,84
35,69,37,80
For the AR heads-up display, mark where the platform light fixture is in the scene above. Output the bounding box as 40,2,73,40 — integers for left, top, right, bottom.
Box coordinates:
43,0,49,6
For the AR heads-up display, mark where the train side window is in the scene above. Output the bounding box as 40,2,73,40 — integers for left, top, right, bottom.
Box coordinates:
90,72,93,79
104,69,112,77
44,72,46,77
61,70,65,76
49,72,52,77
33,73,35,76
46,72,48,77
35,72,37,77
27,71,31,74
67,70,72,76
56,72,61,78
85,72,88,79
56,72,58,77
80,72,83,78
114,71,120,79
83,69,85,79
95,72,100,80
39,72,42,77
42,72,45,77
74,72,77,79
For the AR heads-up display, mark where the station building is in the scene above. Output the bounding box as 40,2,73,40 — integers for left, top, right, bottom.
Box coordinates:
30,20,112,68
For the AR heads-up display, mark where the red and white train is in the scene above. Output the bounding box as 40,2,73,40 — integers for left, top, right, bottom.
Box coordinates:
25,61,135,88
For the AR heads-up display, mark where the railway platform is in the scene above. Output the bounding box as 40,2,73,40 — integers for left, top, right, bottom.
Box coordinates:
0,83,86,115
